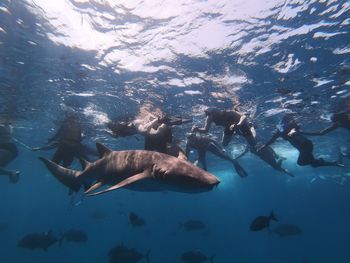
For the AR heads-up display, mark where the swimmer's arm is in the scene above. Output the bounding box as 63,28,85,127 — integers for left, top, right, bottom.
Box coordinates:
237,114,246,126
148,123,167,135
138,118,159,134
31,142,59,151
300,124,338,136
167,117,192,126
193,116,212,133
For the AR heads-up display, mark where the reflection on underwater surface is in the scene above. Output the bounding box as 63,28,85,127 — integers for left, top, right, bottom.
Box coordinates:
0,0,350,262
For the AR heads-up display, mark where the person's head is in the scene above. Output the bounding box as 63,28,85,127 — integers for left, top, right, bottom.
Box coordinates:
204,107,219,117
107,121,137,137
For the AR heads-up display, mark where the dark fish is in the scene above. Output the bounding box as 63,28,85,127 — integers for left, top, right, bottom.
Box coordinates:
272,224,302,237
108,243,150,263
180,220,206,231
61,229,88,244
250,211,278,231
181,250,214,263
17,231,58,251
129,212,146,227
0,222,8,232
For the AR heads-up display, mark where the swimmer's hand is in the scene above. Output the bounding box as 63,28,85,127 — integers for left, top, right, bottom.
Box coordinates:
229,124,236,131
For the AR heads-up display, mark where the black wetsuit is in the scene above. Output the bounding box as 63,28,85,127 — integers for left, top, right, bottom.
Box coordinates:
186,134,248,177
272,126,338,168
144,125,172,153
209,110,256,147
211,110,242,137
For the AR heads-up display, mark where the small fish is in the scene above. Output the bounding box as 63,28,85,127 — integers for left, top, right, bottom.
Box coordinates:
181,250,214,263
108,243,150,263
17,231,58,251
272,224,303,237
60,229,88,245
250,211,278,231
180,220,206,231
129,212,146,227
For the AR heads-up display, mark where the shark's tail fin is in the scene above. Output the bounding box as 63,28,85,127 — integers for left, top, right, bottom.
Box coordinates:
39,157,82,192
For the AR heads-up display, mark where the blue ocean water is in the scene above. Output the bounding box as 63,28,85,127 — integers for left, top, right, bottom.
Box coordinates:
1,0,350,262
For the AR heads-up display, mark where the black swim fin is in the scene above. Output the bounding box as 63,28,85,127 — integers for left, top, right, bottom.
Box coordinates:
233,161,248,178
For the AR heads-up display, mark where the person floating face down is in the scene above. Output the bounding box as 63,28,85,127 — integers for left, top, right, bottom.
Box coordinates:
191,108,257,148
0,122,20,183
32,114,97,168
106,115,191,159
260,114,344,168
185,132,248,178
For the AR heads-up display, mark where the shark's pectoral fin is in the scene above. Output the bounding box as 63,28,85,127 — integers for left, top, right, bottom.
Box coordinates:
87,170,152,197
85,181,104,194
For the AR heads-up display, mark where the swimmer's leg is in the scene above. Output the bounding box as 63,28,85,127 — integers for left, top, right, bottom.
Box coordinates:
208,143,248,177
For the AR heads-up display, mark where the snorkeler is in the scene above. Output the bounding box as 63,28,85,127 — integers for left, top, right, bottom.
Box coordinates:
301,111,350,135
259,114,344,168
185,132,248,177
192,107,292,176
106,113,191,157
0,121,20,183
106,114,191,138
191,108,257,148
32,113,97,168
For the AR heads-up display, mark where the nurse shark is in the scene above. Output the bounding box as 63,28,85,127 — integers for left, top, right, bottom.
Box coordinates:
39,142,220,196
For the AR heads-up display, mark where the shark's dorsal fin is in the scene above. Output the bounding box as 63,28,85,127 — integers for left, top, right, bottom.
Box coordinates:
96,142,112,158
86,170,151,197
79,158,91,170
